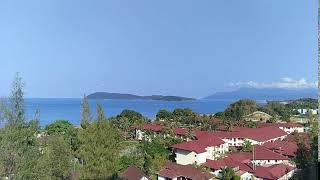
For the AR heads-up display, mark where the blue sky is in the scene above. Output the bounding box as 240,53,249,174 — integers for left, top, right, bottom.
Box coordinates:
0,0,317,98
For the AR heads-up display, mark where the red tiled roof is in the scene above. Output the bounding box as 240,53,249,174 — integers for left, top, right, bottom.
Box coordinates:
238,127,287,142
263,140,298,157
254,164,295,180
258,122,303,128
204,158,242,170
171,136,225,153
120,165,149,180
227,145,288,161
174,127,188,136
196,127,287,143
158,162,214,180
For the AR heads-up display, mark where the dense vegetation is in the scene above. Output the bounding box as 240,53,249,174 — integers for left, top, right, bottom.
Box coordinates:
0,75,317,179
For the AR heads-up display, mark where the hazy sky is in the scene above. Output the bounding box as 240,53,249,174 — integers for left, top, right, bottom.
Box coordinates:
0,0,317,98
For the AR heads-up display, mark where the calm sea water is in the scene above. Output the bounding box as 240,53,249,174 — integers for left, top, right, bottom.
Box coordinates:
24,98,234,126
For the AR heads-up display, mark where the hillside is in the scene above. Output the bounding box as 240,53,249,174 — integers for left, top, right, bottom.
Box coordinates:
87,92,195,101
204,88,317,101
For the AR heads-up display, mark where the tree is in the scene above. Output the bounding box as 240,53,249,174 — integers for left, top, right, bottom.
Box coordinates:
294,141,311,169
44,120,79,152
242,140,252,152
186,126,195,141
220,167,235,180
96,103,106,122
172,108,197,124
224,99,258,121
156,109,172,121
117,109,144,124
224,120,233,131
142,137,170,178
78,118,121,179
36,135,72,180
81,95,93,129
0,74,40,179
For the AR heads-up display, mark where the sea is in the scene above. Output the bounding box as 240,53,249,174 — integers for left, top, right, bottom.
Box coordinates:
23,98,236,126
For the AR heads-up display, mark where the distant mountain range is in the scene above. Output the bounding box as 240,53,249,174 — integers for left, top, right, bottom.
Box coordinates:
87,92,195,101
204,88,317,101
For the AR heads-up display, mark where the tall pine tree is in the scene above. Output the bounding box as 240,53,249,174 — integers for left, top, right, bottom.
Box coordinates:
80,95,92,129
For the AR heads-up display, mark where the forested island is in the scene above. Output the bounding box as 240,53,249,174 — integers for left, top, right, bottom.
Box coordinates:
87,92,195,101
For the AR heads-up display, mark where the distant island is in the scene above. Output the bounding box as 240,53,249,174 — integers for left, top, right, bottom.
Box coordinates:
204,87,317,101
87,92,195,101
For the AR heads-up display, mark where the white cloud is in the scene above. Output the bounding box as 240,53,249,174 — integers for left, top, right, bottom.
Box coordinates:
227,77,317,89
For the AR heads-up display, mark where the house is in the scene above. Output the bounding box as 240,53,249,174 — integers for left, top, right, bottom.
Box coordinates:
157,161,215,180
171,135,228,165
196,127,288,147
204,151,295,180
258,123,304,134
120,165,150,180
133,124,190,141
133,124,162,140
262,140,298,158
243,111,272,122
253,164,296,180
294,108,318,115
226,145,290,166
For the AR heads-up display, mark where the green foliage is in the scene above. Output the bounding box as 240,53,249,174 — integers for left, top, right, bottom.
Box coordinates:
186,126,195,140
294,141,311,169
117,141,145,172
224,99,258,121
0,74,41,179
224,120,233,131
287,98,317,109
81,95,93,129
172,108,198,125
220,167,235,180
242,140,252,152
142,137,170,176
96,103,106,122
36,135,72,180
78,119,121,179
44,119,79,152
266,117,277,123
156,109,173,121
117,109,144,124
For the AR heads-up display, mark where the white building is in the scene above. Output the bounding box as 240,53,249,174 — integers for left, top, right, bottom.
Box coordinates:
171,136,229,165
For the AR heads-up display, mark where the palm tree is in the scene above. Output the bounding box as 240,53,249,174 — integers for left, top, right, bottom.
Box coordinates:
186,126,195,141
220,167,235,180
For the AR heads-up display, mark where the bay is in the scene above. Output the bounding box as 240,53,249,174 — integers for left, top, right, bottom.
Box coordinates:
24,98,234,126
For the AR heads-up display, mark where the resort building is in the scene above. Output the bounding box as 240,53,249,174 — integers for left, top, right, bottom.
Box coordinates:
157,162,215,180
262,140,298,158
196,127,288,147
171,136,228,165
120,165,150,180
204,145,295,180
258,123,304,134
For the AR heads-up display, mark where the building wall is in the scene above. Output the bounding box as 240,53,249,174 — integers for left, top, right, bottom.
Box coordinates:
279,127,304,134
158,176,177,180
253,159,288,166
205,143,229,160
223,137,246,147
175,149,207,165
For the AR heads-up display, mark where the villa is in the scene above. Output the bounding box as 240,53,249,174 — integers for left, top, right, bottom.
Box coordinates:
258,123,304,134
157,161,215,180
171,135,228,165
